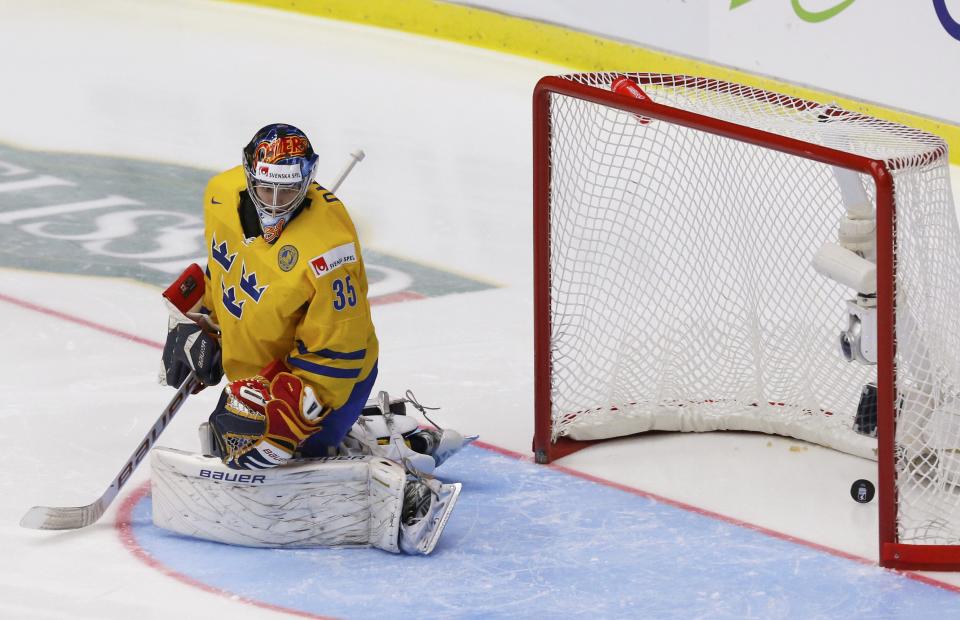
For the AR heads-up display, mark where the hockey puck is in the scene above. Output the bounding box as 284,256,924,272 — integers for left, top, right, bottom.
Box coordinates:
850,479,875,504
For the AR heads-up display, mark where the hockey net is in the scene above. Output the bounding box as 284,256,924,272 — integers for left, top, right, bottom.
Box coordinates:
533,73,960,569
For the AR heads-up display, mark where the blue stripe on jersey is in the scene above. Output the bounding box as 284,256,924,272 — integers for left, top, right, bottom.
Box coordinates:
295,340,366,360
287,356,362,379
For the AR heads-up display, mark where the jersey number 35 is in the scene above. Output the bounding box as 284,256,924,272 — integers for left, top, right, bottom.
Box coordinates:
332,276,357,311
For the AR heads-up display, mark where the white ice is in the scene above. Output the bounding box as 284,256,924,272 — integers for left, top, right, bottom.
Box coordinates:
2,1,960,617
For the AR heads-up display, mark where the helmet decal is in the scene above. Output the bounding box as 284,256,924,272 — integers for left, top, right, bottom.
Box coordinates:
242,123,318,243
250,135,311,167
253,162,303,183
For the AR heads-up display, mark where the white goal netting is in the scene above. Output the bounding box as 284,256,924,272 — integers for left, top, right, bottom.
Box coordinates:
543,73,960,547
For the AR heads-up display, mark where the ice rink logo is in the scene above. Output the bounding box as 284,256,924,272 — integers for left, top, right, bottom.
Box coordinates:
0,142,492,300
729,0,855,22
934,0,960,41
732,0,960,40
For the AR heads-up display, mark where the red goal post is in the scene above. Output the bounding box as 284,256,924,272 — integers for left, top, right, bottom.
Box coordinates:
532,73,960,570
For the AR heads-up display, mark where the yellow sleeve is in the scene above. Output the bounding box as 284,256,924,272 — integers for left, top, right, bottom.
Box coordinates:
285,259,377,410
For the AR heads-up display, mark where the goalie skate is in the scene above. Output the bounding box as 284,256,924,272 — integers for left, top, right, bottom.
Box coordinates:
343,390,477,474
399,477,462,555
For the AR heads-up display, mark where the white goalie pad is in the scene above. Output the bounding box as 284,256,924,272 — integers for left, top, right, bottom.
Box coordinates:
342,390,478,474
150,447,406,552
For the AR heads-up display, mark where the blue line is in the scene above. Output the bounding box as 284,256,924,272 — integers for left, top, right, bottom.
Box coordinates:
286,356,361,379
934,0,960,41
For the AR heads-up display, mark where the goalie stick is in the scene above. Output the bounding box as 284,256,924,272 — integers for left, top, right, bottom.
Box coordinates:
20,148,366,530
20,372,201,530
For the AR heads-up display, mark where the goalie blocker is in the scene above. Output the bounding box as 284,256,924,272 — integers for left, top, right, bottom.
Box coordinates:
151,448,461,555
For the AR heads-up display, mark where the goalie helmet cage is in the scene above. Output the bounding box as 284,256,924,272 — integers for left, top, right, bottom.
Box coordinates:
532,73,960,571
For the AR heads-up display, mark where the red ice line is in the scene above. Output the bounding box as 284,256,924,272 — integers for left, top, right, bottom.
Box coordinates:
3,290,960,612
0,291,165,349
116,482,337,620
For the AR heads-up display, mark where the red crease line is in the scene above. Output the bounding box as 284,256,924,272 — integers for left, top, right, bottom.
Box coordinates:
5,289,959,595
116,482,340,620
472,439,960,594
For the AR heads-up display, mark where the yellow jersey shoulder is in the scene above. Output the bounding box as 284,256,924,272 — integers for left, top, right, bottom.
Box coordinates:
279,184,360,259
205,166,246,203
200,168,361,279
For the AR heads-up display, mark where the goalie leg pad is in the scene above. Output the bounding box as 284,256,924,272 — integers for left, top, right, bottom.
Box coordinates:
343,411,477,474
337,389,478,473
345,412,439,474
150,447,405,552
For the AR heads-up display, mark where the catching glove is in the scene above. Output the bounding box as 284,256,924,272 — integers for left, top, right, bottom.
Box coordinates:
209,371,329,469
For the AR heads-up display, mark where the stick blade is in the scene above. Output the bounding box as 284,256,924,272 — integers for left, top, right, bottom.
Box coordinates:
20,502,105,530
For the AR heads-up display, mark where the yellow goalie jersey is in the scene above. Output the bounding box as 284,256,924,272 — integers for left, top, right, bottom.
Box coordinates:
200,165,378,411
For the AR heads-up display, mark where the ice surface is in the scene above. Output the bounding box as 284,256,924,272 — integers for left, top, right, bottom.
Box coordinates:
2,0,960,618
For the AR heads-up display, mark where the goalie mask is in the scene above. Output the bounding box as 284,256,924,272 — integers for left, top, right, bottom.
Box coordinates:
242,123,319,243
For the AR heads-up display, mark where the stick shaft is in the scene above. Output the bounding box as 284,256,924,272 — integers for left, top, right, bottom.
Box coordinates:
330,149,365,192
20,373,200,530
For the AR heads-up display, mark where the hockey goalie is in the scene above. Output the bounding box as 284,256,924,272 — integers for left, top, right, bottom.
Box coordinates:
154,124,472,554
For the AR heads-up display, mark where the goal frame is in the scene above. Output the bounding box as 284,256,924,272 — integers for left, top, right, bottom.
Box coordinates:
531,73,960,570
